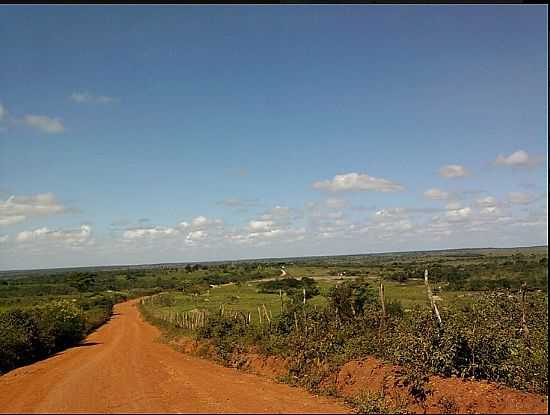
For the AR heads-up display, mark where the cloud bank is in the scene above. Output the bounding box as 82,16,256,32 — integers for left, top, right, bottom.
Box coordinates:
313,172,405,192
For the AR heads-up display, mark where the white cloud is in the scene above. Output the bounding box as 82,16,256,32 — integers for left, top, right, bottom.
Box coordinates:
313,172,405,192
186,230,207,241
476,196,497,207
378,219,414,232
191,216,208,227
0,235,8,243
16,227,52,242
495,150,543,168
16,224,92,246
216,208,310,246
356,216,415,240
123,227,177,239
269,206,292,217
508,208,548,228
0,215,26,226
259,205,298,223
421,199,545,241
507,192,534,205
248,220,274,232
0,103,5,121
445,207,472,222
70,92,116,104
229,225,306,246
191,216,223,229
0,192,68,226
120,215,224,245
446,201,462,210
374,208,407,219
480,206,502,216
439,164,469,178
24,115,65,134
424,188,449,200
2,193,547,269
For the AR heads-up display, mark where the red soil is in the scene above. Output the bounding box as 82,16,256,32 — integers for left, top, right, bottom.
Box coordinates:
0,300,349,414
176,339,548,414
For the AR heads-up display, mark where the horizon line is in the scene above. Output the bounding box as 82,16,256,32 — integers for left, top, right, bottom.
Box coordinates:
1,243,547,274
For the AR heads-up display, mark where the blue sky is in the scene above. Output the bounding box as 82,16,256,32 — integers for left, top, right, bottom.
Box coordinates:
0,6,547,269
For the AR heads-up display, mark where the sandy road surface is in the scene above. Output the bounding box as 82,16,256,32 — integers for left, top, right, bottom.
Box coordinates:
0,300,349,414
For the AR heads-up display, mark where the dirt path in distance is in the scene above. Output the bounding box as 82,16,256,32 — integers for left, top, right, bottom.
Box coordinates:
0,300,350,414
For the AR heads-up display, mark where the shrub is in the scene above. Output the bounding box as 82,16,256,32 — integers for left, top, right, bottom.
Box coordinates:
348,391,409,414
0,309,43,373
145,281,548,395
196,314,248,363
258,277,320,299
33,300,86,351
386,293,548,393
0,299,104,375
327,279,378,320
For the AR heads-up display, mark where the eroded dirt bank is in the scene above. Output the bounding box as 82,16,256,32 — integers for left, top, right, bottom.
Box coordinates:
0,300,349,414
172,337,548,414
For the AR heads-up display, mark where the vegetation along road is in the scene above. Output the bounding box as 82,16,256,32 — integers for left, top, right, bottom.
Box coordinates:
0,300,349,414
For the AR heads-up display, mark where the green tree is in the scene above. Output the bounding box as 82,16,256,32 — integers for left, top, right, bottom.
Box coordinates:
328,279,377,319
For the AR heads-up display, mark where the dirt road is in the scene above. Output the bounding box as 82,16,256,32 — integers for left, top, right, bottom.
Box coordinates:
0,300,349,414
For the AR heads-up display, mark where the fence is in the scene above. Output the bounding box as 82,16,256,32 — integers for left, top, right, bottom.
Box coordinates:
140,294,274,330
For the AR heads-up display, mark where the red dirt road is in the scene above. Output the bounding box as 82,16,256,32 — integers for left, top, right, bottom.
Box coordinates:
0,300,349,414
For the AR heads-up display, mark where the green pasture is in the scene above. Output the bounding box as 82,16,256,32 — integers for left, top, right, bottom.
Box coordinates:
145,277,462,322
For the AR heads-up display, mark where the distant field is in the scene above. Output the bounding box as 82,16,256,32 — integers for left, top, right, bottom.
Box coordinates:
1,245,546,318
148,282,317,322
144,277,480,324
1,245,546,279
2,245,546,316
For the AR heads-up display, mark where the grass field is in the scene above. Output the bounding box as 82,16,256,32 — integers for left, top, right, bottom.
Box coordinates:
145,277,466,324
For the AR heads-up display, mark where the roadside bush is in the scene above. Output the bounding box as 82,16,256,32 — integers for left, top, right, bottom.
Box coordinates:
0,309,43,373
276,291,547,394
348,390,409,414
33,300,86,351
196,314,248,363
83,305,113,333
386,293,548,393
0,298,115,375
145,279,548,395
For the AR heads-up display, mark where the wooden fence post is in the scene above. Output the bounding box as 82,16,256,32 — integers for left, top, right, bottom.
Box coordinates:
379,279,386,337
379,279,386,320
520,282,530,338
424,269,442,326
262,304,271,323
